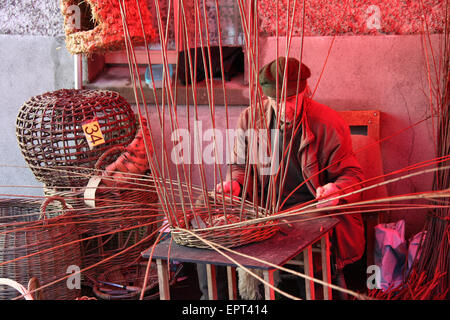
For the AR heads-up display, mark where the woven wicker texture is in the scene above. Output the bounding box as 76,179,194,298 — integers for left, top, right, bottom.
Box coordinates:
16,89,137,188
0,198,82,300
76,184,158,279
43,187,86,212
171,196,279,249
68,144,158,279
60,0,157,54
35,181,158,282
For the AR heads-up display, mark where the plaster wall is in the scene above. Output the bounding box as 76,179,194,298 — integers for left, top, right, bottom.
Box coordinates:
0,35,74,196
0,0,64,37
0,1,74,197
271,34,440,238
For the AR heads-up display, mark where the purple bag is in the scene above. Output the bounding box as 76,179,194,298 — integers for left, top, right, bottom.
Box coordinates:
407,231,426,273
374,220,407,290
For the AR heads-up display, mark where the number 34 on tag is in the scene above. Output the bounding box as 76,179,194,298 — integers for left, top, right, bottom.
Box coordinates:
82,119,105,149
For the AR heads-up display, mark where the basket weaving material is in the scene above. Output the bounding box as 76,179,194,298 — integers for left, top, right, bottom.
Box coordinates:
44,184,158,279
171,200,279,249
60,0,157,54
76,198,157,278
0,198,82,300
16,89,137,188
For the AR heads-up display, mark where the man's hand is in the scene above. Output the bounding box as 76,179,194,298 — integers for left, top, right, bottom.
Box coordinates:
216,180,241,197
316,183,341,208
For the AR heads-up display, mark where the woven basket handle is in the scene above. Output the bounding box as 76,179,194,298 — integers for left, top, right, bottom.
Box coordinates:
95,146,127,171
0,278,34,300
39,196,68,221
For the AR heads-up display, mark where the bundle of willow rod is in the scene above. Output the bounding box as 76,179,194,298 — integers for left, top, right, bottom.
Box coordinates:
0,198,82,300
368,1,450,299
407,4,450,299
115,0,286,249
368,270,448,300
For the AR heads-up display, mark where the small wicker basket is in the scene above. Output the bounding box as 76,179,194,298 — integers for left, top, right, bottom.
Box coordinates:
170,198,279,249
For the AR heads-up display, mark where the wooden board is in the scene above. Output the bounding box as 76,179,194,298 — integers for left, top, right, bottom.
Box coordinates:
338,110,381,142
142,216,339,270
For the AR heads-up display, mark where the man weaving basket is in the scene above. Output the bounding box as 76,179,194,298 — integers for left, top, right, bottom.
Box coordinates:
197,56,366,300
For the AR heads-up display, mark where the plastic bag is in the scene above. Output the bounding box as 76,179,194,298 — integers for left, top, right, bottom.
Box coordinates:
407,231,426,273
374,220,407,290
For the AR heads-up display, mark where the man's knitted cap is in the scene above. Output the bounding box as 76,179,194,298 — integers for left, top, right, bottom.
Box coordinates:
259,57,311,98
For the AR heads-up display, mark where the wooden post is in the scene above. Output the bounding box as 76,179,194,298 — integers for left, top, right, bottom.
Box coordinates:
227,266,238,300
206,264,218,300
303,245,315,300
321,232,332,300
263,270,275,300
74,54,83,89
156,259,170,300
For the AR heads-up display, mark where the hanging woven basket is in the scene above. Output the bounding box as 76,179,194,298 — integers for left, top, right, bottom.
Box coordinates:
0,197,82,300
60,0,158,54
16,89,137,188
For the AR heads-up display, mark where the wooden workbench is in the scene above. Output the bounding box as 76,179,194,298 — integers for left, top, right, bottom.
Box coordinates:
142,216,339,300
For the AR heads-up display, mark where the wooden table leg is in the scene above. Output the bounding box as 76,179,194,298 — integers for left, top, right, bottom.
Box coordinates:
321,232,332,300
303,245,315,300
206,264,218,300
263,270,275,300
227,266,237,300
156,259,170,300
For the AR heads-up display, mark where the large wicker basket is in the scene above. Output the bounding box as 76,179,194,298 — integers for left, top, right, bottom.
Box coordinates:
16,89,137,188
0,198,82,300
